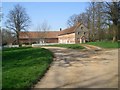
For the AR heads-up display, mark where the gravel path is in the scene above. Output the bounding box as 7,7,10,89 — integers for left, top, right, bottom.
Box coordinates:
33,45,118,88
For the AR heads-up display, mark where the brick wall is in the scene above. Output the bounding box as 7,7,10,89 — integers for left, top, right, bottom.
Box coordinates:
20,38,58,44
75,24,89,43
58,33,75,44
45,38,58,43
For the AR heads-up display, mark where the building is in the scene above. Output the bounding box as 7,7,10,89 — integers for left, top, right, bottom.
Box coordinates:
19,31,59,44
58,23,89,44
19,23,89,44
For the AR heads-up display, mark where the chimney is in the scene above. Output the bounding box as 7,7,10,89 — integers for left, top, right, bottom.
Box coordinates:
60,28,62,31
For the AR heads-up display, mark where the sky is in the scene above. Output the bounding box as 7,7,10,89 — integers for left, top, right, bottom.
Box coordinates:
2,2,89,31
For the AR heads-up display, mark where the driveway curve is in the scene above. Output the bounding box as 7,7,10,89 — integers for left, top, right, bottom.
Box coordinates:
33,45,118,88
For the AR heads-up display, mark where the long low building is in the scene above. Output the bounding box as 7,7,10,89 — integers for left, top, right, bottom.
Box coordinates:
19,23,89,44
19,31,59,44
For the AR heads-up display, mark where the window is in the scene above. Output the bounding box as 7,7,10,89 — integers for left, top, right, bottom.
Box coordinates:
84,32,86,35
81,27,83,30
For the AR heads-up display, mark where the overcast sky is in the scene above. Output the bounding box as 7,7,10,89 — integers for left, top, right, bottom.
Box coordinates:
2,2,89,31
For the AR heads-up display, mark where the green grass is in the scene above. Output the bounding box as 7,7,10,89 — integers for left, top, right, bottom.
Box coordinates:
0,50,1,90
47,44,84,49
2,47,54,88
87,41,120,48
118,41,120,48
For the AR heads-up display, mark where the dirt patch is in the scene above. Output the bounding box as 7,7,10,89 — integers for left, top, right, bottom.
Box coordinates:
33,46,118,88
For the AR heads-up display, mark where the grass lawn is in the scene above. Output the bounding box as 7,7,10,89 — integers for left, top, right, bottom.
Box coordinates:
46,44,84,49
86,41,120,48
118,41,120,48
2,47,54,88
0,50,1,89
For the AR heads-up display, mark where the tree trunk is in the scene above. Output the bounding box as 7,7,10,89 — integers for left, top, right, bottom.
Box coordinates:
17,32,21,47
112,24,117,42
112,36,116,42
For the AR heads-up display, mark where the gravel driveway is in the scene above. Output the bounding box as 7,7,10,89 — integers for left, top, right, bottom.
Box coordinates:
33,46,118,88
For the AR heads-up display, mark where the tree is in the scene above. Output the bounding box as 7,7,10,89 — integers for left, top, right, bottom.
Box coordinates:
104,2,120,42
67,2,119,42
67,14,81,27
0,7,2,22
94,2,107,41
85,7,92,41
0,28,1,47
5,4,31,47
0,7,2,46
2,28,16,45
37,21,50,44
67,13,89,27
90,2,96,41
86,2,107,41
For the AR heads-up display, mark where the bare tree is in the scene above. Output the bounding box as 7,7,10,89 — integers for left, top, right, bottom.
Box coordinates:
90,2,96,41
103,2,120,42
67,2,119,42
67,13,89,28
2,28,16,45
67,2,97,41
86,2,106,41
5,4,31,47
85,7,92,41
37,21,50,44
0,7,2,23
0,7,2,47
67,14,81,27
95,2,106,41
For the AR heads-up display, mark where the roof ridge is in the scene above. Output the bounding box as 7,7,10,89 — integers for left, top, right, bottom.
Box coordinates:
74,22,81,31
20,31,60,33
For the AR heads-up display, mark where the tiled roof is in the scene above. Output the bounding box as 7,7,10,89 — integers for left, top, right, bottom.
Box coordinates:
58,23,81,36
19,23,82,39
19,31,60,39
